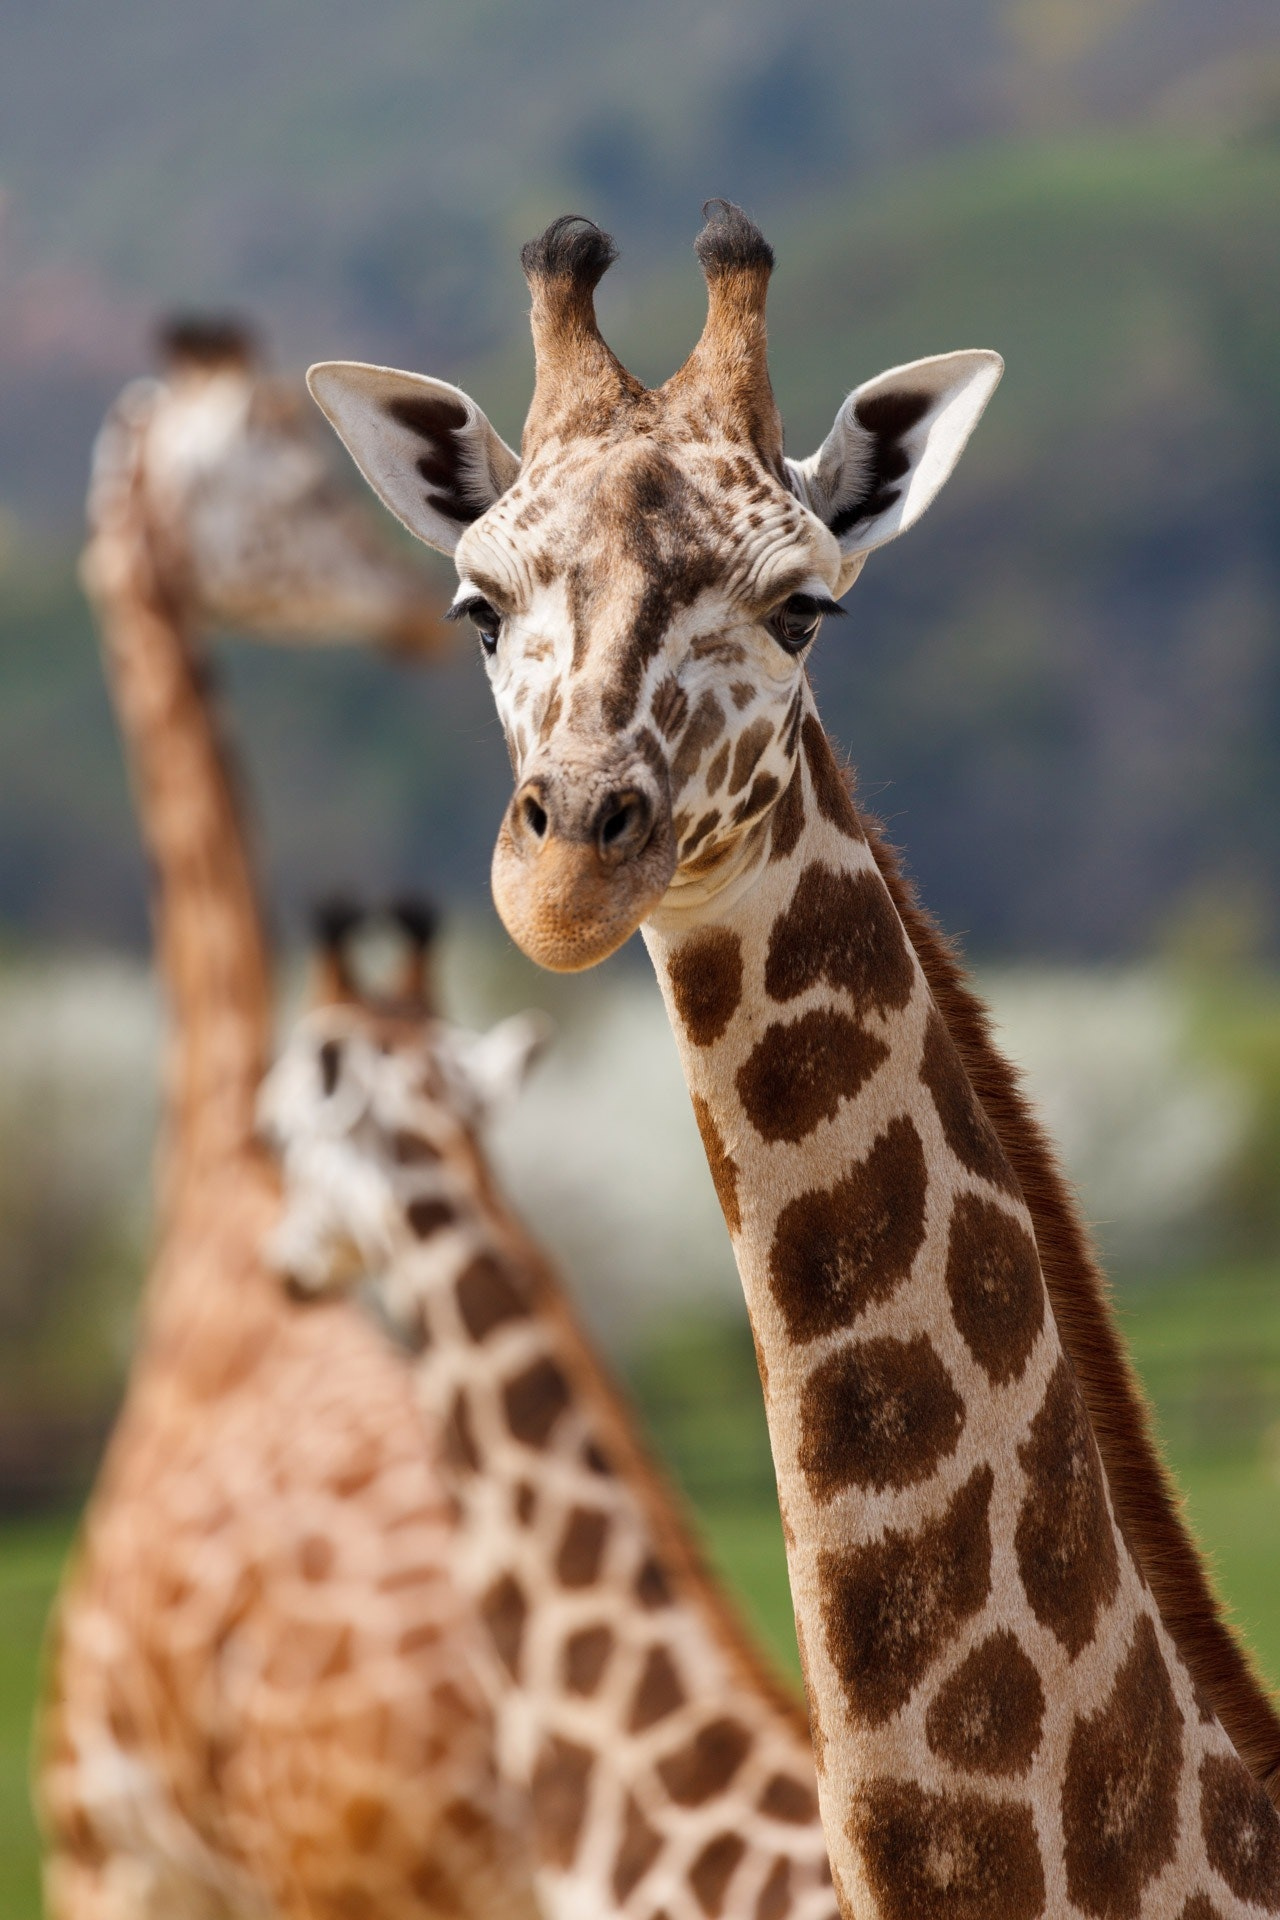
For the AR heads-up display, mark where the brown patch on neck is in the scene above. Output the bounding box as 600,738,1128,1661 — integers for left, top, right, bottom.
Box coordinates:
850,781,1280,1801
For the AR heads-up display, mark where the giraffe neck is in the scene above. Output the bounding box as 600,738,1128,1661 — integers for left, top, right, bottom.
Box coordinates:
371,1139,839,1920
642,686,1280,1919
89,507,271,1217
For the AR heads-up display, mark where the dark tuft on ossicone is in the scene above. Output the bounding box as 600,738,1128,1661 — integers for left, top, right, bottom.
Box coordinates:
694,201,774,278
156,313,258,370
521,215,618,291
389,895,439,948
311,894,364,952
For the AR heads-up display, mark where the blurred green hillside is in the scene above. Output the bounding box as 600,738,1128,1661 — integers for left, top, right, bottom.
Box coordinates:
3,132,1277,954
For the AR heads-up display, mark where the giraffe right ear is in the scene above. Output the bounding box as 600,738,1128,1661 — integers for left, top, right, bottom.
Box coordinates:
307,362,519,555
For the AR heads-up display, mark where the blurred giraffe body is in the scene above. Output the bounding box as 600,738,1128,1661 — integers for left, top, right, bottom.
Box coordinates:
260,967,840,1920
37,329,541,1920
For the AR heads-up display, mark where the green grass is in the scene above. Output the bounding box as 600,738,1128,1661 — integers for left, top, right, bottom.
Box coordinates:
0,1516,74,1920
4,1269,1280,1914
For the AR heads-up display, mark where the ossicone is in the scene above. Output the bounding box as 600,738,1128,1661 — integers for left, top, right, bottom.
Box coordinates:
520,215,618,294
693,200,775,280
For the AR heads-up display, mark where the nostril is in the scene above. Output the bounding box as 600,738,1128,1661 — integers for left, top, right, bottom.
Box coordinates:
600,799,635,846
522,795,549,839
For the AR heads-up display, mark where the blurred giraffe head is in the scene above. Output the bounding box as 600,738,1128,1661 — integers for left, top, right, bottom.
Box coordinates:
309,205,1001,966
83,312,446,650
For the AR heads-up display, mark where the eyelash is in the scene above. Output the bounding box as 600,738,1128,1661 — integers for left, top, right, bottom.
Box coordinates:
766,592,843,653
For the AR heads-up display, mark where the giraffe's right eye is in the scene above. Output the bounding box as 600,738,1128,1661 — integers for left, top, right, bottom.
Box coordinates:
448,595,502,656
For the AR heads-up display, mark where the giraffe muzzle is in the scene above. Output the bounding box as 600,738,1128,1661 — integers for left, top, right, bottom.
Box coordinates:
492,767,676,971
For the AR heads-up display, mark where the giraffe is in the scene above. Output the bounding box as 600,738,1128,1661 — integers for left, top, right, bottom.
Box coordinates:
39,319,539,1920
307,205,1280,1917
260,904,841,1920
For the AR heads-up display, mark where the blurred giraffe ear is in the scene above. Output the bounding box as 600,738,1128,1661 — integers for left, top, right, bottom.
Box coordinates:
786,351,1003,579
307,361,519,555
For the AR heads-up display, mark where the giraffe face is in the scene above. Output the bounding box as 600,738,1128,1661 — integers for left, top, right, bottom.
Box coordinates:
308,206,1002,969
257,1004,546,1296
454,433,843,969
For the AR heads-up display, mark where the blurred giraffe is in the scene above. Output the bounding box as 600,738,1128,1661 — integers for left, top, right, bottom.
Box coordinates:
37,319,540,1920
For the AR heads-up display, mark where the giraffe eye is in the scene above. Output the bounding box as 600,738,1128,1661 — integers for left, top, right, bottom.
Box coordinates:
766,592,842,654
447,593,503,656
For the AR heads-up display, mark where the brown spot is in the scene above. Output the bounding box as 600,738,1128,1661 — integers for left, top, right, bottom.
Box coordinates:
1179,1900,1227,1920
514,1480,536,1525
729,680,756,710
653,674,690,739
764,863,913,1013
408,1854,464,1912
691,1095,742,1234
613,1794,662,1901
706,740,731,793
925,1630,1045,1778
682,809,722,856
299,1533,333,1581
393,1128,441,1164
456,1252,529,1342
919,1010,1019,1194
801,715,864,839
821,1464,994,1725
480,1574,527,1679
629,1644,686,1730
735,770,780,822
770,760,806,861
1063,1615,1183,1917
672,692,726,790
556,1506,609,1587
583,1440,612,1475
636,1555,672,1608
690,1833,747,1916
503,1356,571,1448
657,1717,753,1806
768,1116,928,1343
407,1196,454,1239
1200,1752,1280,1908
564,1623,614,1695
531,1734,594,1869
944,1193,1043,1386
540,683,565,742
799,1334,964,1499
442,1389,480,1474
851,1777,1045,1920
397,1622,440,1658
758,1774,818,1824
1015,1358,1119,1657
343,1794,386,1853
668,927,744,1047
728,716,774,795
737,1008,888,1145
756,1858,792,1920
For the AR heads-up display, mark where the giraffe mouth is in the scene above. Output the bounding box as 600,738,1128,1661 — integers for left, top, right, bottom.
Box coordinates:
491,767,676,971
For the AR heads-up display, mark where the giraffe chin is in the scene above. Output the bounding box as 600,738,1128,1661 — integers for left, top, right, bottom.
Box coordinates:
491,829,675,973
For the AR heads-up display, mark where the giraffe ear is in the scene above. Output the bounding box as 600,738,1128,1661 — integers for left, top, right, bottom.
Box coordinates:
451,1012,553,1122
307,361,519,555
786,351,1003,575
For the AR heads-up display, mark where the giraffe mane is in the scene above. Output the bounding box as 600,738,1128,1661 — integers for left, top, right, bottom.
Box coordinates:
850,768,1280,1803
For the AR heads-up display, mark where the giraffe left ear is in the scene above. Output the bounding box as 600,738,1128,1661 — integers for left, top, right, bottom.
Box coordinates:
307,361,519,555
786,351,1003,577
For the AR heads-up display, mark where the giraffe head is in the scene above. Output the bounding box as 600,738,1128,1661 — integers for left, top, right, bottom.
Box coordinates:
258,899,548,1297
310,205,1002,966
83,312,445,651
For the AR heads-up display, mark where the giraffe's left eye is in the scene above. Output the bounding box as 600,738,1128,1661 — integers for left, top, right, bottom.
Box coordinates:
766,592,841,654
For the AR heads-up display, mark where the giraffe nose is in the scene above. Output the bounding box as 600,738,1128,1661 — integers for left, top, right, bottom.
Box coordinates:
509,777,657,870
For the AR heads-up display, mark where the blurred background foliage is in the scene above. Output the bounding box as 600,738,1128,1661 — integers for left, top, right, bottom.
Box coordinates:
1,1,1280,1908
